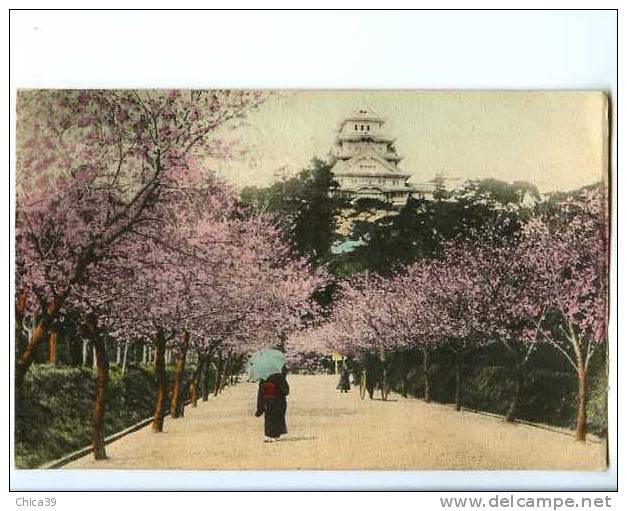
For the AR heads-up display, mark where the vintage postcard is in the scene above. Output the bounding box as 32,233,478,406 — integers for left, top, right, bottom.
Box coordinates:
14,90,609,474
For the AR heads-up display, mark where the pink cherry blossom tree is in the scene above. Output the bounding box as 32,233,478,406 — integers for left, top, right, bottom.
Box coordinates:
426,223,546,421
77,189,326,452
15,89,264,386
407,253,494,412
326,274,403,359
385,263,439,402
287,188,607,436
520,187,608,441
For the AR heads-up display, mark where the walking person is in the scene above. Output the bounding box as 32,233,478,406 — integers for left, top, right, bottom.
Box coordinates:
364,353,381,400
255,365,289,442
336,359,351,392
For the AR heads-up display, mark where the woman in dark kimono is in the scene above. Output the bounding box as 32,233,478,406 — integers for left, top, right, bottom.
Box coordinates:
336,360,351,392
255,367,289,442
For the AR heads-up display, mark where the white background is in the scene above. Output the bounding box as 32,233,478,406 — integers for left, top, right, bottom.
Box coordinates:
4,4,621,507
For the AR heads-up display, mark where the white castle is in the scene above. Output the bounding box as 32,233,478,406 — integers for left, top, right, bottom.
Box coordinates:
330,108,435,206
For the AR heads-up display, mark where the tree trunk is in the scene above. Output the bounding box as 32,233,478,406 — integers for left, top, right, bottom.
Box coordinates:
152,331,167,432
116,344,122,365
82,339,89,366
454,351,462,412
15,296,65,387
505,365,523,423
121,340,130,375
142,344,148,365
70,335,83,366
15,289,27,352
202,357,212,402
213,353,224,396
221,352,233,391
190,353,207,407
48,329,58,365
231,354,241,385
169,332,190,419
400,351,407,398
576,365,587,441
422,348,431,403
231,357,241,385
15,319,49,386
85,316,109,460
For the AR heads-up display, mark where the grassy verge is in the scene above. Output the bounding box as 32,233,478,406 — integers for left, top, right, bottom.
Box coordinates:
15,364,200,469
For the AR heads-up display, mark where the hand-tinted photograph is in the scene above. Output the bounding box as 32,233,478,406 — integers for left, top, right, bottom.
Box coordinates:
14,90,609,472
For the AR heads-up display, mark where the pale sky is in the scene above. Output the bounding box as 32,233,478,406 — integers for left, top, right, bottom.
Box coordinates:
212,91,608,193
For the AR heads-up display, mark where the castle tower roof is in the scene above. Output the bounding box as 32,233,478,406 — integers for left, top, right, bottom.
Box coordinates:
338,107,384,130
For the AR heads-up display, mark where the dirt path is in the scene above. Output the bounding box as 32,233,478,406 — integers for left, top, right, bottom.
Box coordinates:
66,374,606,470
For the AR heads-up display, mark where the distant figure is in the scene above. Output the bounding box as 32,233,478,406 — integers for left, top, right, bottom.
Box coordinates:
255,366,289,442
336,360,351,392
364,353,381,400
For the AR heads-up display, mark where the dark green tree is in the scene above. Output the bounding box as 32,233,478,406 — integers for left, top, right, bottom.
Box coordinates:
340,179,538,275
240,157,349,265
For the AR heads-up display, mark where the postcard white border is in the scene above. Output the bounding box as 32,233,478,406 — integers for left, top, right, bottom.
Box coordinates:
6,8,619,493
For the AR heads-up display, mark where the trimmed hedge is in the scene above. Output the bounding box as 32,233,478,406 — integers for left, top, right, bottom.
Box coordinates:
15,363,203,469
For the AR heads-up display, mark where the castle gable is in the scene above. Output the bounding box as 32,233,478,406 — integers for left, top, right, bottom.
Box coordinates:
340,154,404,177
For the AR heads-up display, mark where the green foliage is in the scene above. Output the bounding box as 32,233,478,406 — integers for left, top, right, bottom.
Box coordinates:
341,179,536,276
14,363,197,469
461,178,540,206
240,157,349,264
385,347,607,436
240,163,540,279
